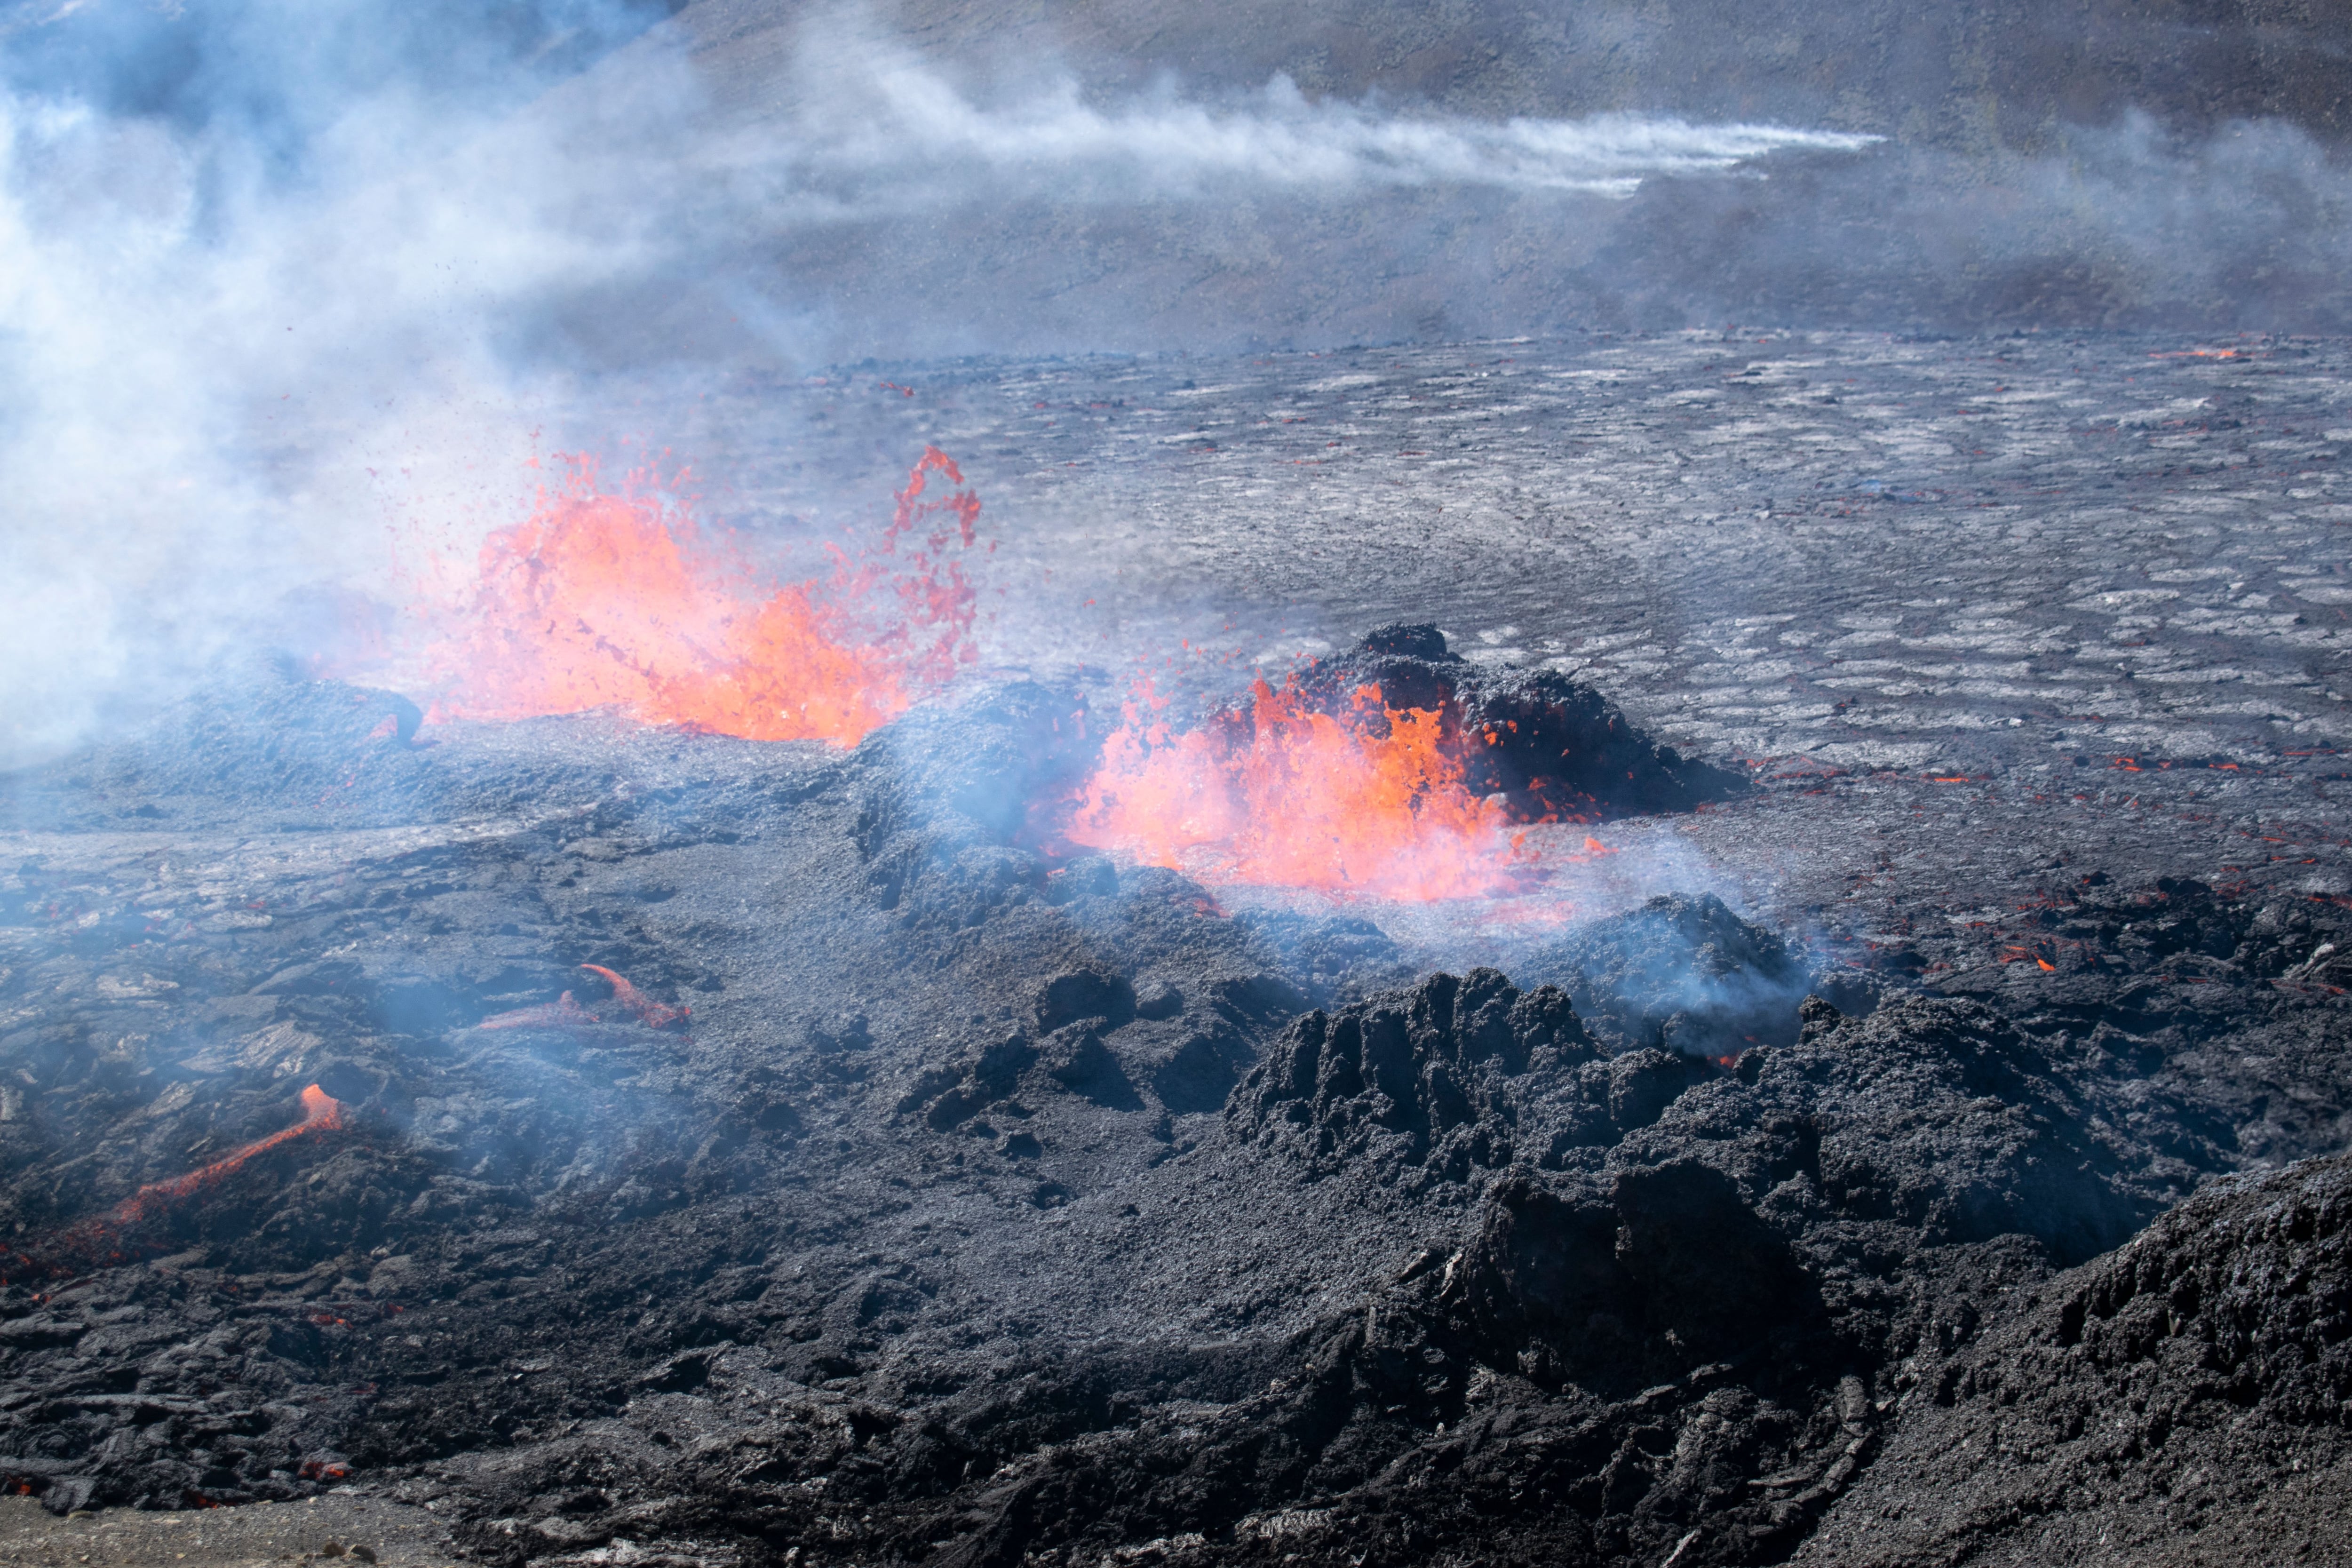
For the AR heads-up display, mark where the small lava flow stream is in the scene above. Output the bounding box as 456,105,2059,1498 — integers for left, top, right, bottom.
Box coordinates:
479,964,692,1032
107,1085,348,1228
5,1086,351,1279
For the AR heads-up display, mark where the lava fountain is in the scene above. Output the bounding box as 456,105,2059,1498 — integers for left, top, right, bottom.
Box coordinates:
412,446,985,744
1065,676,1533,899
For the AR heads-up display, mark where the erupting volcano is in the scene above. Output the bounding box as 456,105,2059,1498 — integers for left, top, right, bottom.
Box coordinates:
1061,626,1740,901
4,328,2349,1568
411,447,985,745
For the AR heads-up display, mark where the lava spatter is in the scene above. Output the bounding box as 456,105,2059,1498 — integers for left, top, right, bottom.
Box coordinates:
413,447,985,745
1065,675,1526,900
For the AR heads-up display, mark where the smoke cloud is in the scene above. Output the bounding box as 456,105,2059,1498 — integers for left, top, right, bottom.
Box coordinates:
0,0,702,766
0,5,1883,768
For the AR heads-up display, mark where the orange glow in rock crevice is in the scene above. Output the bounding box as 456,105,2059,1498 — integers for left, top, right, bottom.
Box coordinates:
415,447,984,745
477,965,689,1032
1065,677,1528,900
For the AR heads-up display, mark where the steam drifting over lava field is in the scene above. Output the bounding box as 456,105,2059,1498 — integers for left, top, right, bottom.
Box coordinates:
3,329,2352,1568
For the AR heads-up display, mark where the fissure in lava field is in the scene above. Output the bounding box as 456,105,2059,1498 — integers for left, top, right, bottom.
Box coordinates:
2,334,2351,1567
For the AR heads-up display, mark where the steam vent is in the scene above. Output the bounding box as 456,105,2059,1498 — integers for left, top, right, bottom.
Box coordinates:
6,1,2352,1565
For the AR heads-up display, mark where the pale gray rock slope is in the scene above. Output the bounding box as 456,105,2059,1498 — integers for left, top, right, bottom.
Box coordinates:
680,0,2352,143
660,330,2352,795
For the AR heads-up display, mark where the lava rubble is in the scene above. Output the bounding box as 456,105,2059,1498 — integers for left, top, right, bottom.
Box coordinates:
1,330,2350,1567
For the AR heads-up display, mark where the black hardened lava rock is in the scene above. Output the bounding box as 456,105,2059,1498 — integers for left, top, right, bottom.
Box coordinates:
2001,872,2332,980
1538,892,1822,1057
1293,624,1748,820
0,657,434,832
1231,969,1613,1182
1447,1161,1831,1392
1803,1149,2352,1566
4,660,2352,1567
692,980,2184,1568
849,678,1099,915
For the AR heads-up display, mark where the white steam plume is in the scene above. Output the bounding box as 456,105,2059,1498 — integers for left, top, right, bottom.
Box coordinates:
0,12,1879,770
777,63,1878,204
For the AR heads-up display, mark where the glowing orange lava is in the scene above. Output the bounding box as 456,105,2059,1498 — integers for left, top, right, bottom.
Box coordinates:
417,448,983,744
1065,677,1525,900
478,964,688,1032
579,963,691,1028
0,1086,351,1280
110,1085,346,1227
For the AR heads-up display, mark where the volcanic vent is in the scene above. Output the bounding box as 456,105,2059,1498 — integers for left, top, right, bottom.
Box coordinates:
1067,623,1743,900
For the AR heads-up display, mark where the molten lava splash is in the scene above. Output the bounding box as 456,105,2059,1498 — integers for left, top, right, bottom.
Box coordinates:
110,1085,346,1228
417,448,983,744
1066,677,1524,899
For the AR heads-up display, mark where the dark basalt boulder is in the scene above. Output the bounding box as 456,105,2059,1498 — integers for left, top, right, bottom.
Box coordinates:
1721,992,2161,1266
900,1029,1042,1131
1445,1162,1831,1393
1236,909,1410,1007
1537,891,1829,1058
843,1145,1867,1568
1997,872,2350,983
1035,964,1136,1032
2,658,436,831
1236,964,2160,1264
849,680,1095,912
1606,1045,1701,1131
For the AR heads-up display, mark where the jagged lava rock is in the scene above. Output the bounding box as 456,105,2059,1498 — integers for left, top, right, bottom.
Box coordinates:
1292,624,1748,821
1801,1148,2352,1566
